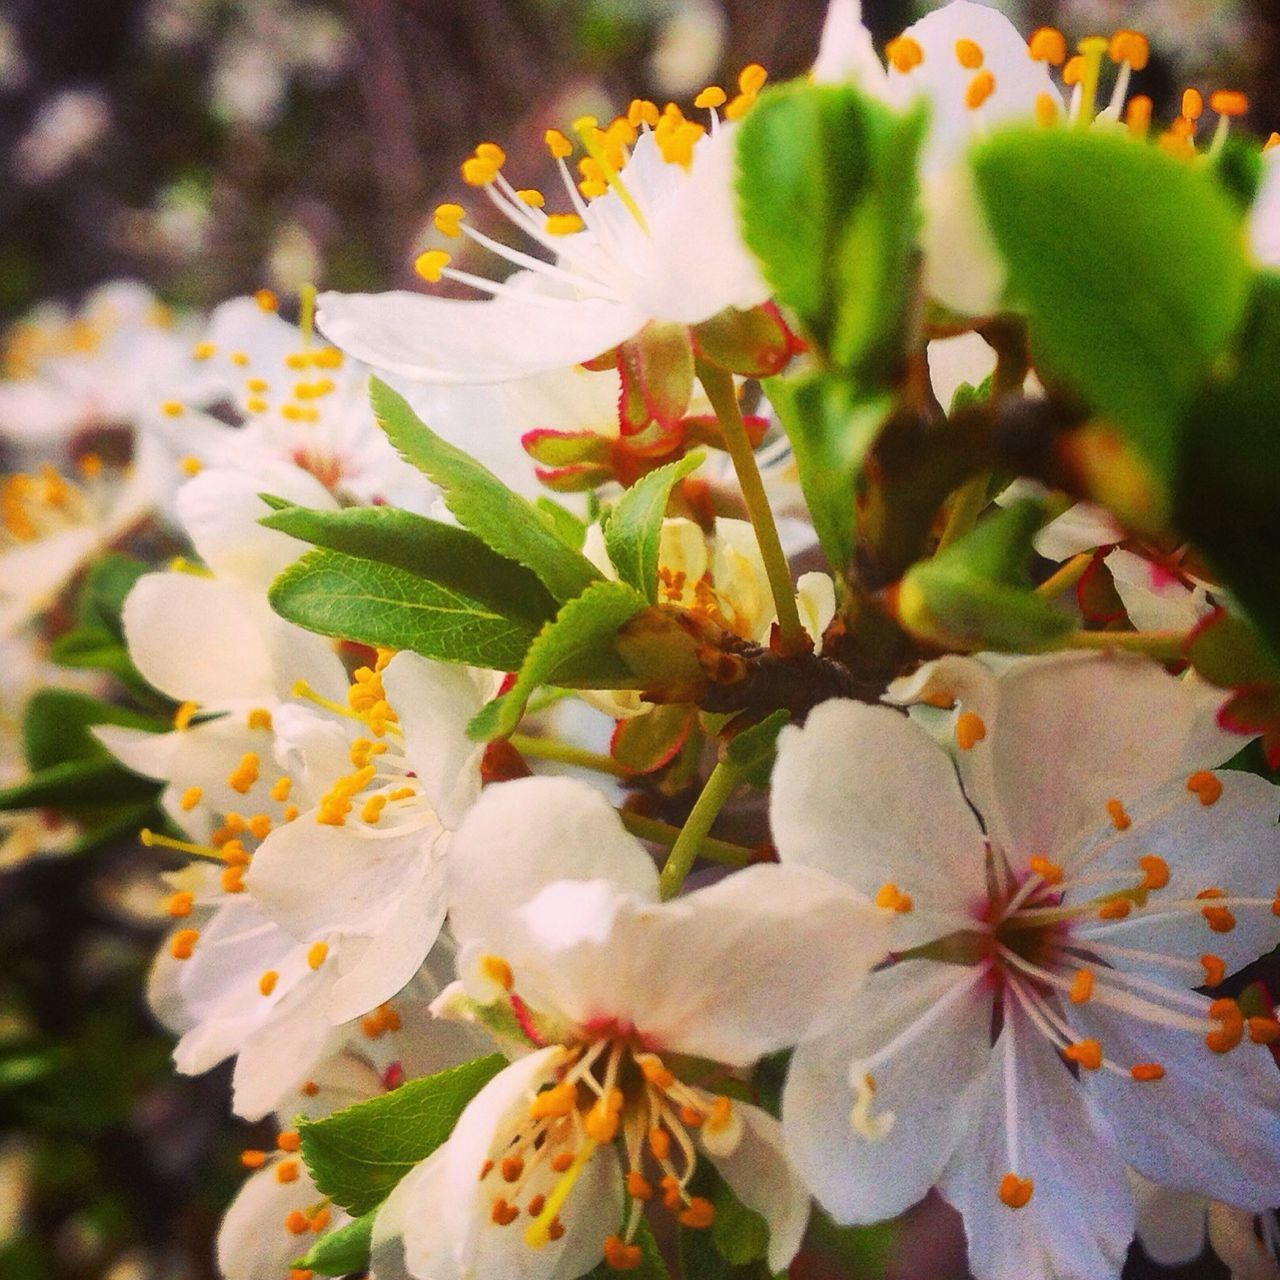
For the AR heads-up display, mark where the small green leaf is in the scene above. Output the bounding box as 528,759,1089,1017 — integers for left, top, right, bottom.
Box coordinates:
23,689,167,773
260,503,557,629
971,128,1252,482
604,452,704,602
725,709,790,786
610,703,694,774
767,371,890,574
269,550,539,671
535,496,588,551
296,1211,375,1276
0,759,160,812
370,378,602,602
299,1054,506,1216
49,626,153,696
76,553,149,640
899,500,1075,652
468,581,649,740
1186,610,1280,689
679,1162,785,1280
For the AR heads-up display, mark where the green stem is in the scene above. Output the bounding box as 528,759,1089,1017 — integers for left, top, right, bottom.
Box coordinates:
1035,551,1092,599
697,362,806,654
936,472,990,553
618,810,753,869
509,734,633,779
657,760,742,899
1059,628,1188,661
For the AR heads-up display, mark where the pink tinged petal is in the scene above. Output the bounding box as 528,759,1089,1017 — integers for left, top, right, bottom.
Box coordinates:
316,289,646,385
812,0,889,91
381,653,492,829
122,572,276,707
446,776,660,949
782,960,993,1225
770,700,988,938
1250,151,1280,268
217,1158,350,1280
1106,548,1214,634
961,652,1217,870
1034,501,1123,561
1072,771,1280,979
936,1003,1135,1280
704,1102,811,1272
1130,1174,1209,1267
176,463,337,589
1068,996,1280,1212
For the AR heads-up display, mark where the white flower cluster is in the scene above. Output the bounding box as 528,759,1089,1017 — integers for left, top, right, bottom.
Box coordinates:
3,2,1280,1279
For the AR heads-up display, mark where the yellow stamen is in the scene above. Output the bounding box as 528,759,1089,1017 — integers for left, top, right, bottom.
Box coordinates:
255,289,278,312
694,86,726,109
170,928,199,959
308,941,328,970
180,786,203,812
545,129,573,160
955,711,986,750
167,891,194,917
415,250,451,283
544,213,584,236
259,970,279,996
571,118,649,231
954,38,984,69
998,1174,1033,1208
965,70,995,111
1182,88,1204,120
173,701,197,731
433,203,465,237
1028,856,1063,885
525,1138,598,1248
1028,27,1066,65
1130,1062,1165,1081
1138,855,1169,890
516,188,545,207
1075,35,1109,123
162,400,185,418
1069,969,1094,1003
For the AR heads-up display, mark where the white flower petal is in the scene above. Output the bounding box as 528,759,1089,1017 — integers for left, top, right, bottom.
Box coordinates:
812,0,888,91
1250,150,1280,268
782,960,992,1225
1130,1174,1209,1266
382,1151,458,1280
446,776,660,948
771,699,988,936
317,289,646,385
927,332,997,411
1208,1201,1280,1280
1034,501,1123,561
1106,548,1215,633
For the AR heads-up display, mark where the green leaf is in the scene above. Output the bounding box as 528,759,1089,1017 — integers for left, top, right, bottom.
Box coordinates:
899,500,1075,652
0,759,159,812
1177,275,1280,658
604,452,704,602
49,626,153,696
23,689,167,772
299,1054,506,1216
737,82,924,375
269,550,540,671
260,503,558,629
468,581,649,741
535,496,588,551
971,128,1252,482
76,553,149,640
725,709,790,787
766,372,890,574
296,1211,375,1277
370,378,602,601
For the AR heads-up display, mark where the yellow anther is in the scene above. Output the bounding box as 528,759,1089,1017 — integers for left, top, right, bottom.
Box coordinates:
874,882,914,913
636,1053,675,1088
192,341,217,360
240,1149,267,1169
999,1174,1034,1208
167,891,194,917
220,865,246,894
1248,1017,1280,1045
475,141,506,166
307,941,328,970
1206,997,1244,1053
648,1127,670,1160
180,456,201,477
361,794,387,824
584,1088,624,1142
1126,95,1153,136
271,776,292,802
966,70,996,110
230,350,250,366
738,63,768,94
1069,969,1094,1003
248,814,272,840
628,99,659,128
544,214,583,236
1138,855,1169,890
1266,132,1280,152
954,39,984,69
1098,898,1131,920
1108,29,1149,70
162,400,185,417
285,351,308,370
283,804,299,822
461,156,498,186
545,129,573,159
1105,799,1130,831
227,752,261,794
180,786,203,812
247,707,273,730
480,953,514,991
1182,88,1204,120
528,1082,576,1120
285,1210,310,1236
414,250,451,283
1130,1062,1164,1081
1210,89,1249,118
222,840,250,867
225,813,246,833
313,346,342,368
1063,1039,1102,1070
1035,92,1059,126
1186,770,1223,806
259,970,279,997
275,1159,299,1184
1198,888,1236,934
1062,54,1084,86
886,35,924,73
388,785,415,801
170,928,199,959
1028,27,1066,65
173,701,197,731
516,188,545,207
433,203,465,236
626,1170,654,1201
78,452,104,479
694,85,727,109
706,1095,734,1132
1201,954,1226,987
955,711,986,750
1028,856,1063,885
245,396,268,414
255,289,278,312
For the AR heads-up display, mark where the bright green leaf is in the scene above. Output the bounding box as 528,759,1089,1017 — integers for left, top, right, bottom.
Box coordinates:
370,378,602,601
725,708,790,788
971,128,1252,481
269,549,539,671
260,503,557,629
76,553,149,641
296,1211,375,1276
299,1054,506,1216
604,452,704,602
0,759,159,813
535,496,588,551
23,689,167,773
468,581,649,741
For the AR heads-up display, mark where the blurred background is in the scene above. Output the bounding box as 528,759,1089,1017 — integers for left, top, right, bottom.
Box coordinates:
0,1,1277,1277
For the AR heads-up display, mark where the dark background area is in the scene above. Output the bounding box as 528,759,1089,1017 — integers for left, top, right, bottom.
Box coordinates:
1,1,1278,1277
